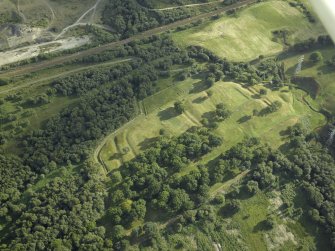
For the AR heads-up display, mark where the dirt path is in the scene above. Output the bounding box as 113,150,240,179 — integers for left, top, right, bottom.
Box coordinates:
55,0,102,40
210,170,250,195
1,0,256,78
44,0,56,21
17,0,27,23
0,58,132,95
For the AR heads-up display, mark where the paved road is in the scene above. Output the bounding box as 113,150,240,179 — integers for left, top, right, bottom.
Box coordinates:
0,0,256,78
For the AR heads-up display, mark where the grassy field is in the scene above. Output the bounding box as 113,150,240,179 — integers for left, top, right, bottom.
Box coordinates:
280,46,335,113
100,76,325,171
172,0,325,62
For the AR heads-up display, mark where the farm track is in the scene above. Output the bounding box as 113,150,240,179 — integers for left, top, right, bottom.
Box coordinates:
114,136,125,166
44,0,56,21
210,170,250,195
0,0,256,79
17,0,27,23
125,131,138,156
184,110,202,126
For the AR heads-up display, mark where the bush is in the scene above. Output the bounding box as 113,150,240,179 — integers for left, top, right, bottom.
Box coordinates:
0,79,8,86
259,89,267,95
212,194,225,204
246,180,259,195
264,217,276,230
310,51,323,63
174,101,185,114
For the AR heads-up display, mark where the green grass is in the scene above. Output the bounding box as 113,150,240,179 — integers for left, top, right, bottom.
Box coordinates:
143,77,198,114
231,192,270,251
172,0,325,62
101,78,325,170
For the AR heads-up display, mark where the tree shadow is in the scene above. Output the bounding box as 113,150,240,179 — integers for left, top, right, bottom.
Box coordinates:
279,127,290,136
237,115,251,124
158,107,178,121
220,205,239,218
236,186,254,200
317,64,335,75
202,111,216,120
253,220,271,232
251,94,261,99
193,96,207,104
139,136,160,151
189,80,209,94
207,154,222,171
258,107,272,117
278,141,292,153
291,76,320,99
109,153,123,160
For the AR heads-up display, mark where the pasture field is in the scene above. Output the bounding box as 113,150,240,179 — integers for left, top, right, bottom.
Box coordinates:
100,77,325,171
172,0,325,62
